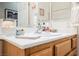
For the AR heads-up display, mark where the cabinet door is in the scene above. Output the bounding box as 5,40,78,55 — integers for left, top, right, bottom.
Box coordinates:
3,41,25,56
55,40,71,56
71,38,77,49
0,40,3,56
67,49,77,56
30,48,52,56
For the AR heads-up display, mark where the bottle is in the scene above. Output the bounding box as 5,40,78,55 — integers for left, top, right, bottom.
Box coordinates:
42,22,46,31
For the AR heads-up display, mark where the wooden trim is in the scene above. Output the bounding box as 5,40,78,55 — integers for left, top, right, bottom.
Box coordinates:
71,38,77,49
55,40,71,56
0,40,3,56
25,49,30,56
67,48,77,56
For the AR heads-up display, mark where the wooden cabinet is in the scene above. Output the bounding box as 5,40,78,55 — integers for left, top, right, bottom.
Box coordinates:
2,34,77,56
3,41,26,56
67,49,77,56
30,48,52,56
30,43,53,56
30,43,51,54
55,40,71,56
71,37,77,49
0,40,3,56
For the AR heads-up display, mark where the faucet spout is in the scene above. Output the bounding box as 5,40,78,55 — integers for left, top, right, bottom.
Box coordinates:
36,23,42,33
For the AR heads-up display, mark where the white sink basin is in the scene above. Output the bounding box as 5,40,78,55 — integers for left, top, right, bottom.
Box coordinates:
16,33,40,39
16,32,62,39
39,32,62,37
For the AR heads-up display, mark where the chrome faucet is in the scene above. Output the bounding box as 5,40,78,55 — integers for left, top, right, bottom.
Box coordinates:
36,23,42,33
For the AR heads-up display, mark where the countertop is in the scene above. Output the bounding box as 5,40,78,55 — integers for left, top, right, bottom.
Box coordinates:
0,32,77,49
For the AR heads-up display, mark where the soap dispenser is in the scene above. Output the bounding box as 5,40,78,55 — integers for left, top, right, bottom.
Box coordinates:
42,22,46,31
16,28,24,35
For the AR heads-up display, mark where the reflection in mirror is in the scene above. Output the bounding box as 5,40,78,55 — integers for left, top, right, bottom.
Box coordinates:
28,2,38,28
0,2,52,28
51,2,72,32
28,2,53,30
0,2,28,28
0,2,73,35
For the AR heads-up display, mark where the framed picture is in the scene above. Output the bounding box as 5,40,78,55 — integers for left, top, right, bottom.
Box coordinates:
5,9,18,20
5,9,18,26
39,8,44,16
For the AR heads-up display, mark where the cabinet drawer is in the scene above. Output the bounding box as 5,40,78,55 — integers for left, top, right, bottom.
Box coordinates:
55,40,71,56
30,43,51,54
67,49,77,56
30,48,52,56
71,38,77,49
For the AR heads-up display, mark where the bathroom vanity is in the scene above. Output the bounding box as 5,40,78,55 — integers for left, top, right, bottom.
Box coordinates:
0,33,77,56
0,2,77,56
0,40,3,56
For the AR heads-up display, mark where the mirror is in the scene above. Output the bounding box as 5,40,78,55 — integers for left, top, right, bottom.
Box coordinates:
51,2,72,32
0,2,51,28
51,2,71,20
0,2,28,27
28,2,51,28
0,2,72,31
